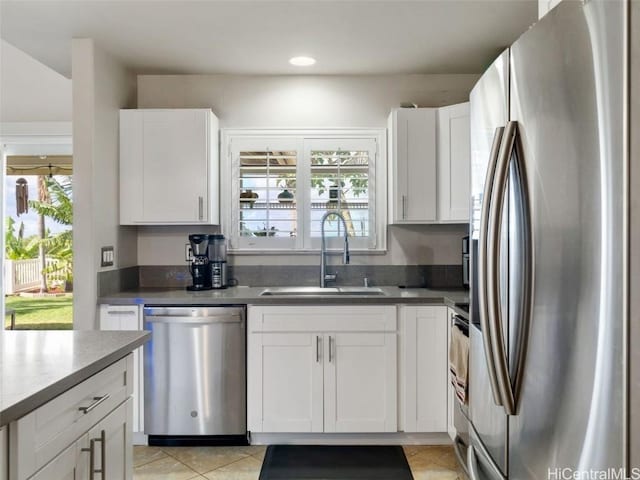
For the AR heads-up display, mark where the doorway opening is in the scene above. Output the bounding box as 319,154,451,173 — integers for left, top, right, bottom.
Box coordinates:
4,154,73,330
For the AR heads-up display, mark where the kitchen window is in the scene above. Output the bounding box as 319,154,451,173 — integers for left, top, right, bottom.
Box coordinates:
222,130,386,252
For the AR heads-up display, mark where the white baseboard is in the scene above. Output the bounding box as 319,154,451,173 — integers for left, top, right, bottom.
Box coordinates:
133,432,148,446
249,432,451,445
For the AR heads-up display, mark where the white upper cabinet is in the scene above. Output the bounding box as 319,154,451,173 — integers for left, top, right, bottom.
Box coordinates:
388,108,437,224
538,0,562,19
388,104,470,224
120,109,219,225
437,102,470,223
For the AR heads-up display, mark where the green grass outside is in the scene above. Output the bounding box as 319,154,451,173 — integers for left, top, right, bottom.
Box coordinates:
4,295,73,330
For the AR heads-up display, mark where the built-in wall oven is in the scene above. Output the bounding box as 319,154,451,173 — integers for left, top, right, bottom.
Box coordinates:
450,310,471,477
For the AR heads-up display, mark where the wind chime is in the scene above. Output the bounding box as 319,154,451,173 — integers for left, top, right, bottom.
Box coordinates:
15,178,28,216
13,163,56,216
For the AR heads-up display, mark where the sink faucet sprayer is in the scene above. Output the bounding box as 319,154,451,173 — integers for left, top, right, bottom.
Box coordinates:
320,211,350,287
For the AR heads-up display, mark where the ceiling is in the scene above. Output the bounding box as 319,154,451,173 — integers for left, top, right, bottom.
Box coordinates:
0,1,537,78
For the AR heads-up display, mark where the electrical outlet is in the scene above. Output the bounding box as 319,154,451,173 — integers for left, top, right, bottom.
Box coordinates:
101,246,115,267
185,243,193,262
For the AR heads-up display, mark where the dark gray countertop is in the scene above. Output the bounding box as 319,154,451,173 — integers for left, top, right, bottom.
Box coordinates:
0,330,150,427
99,286,469,314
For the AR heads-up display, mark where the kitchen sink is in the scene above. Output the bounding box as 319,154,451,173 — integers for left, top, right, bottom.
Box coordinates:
259,287,387,296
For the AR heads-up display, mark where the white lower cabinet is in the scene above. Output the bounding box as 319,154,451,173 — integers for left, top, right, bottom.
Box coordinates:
30,399,131,480
84,398,132,480
257,332,324,433
9,355,133,480
324,333,397,433
29,439,78,480
400,305,448,433
99,305,144,442
248,306,397,434
1,427,7,480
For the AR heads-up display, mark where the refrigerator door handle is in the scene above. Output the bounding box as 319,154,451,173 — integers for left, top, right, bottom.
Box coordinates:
487,120,517,415
507,120,534,411
487,120,532,416
478,126,505,406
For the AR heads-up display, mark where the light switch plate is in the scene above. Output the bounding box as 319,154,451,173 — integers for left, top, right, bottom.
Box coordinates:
101,246,115,267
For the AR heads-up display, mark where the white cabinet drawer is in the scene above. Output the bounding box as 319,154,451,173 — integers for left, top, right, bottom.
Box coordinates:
248,306,397,333
10,355,133,480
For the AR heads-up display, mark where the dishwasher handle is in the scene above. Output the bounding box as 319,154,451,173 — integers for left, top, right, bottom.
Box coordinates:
145,315,243,325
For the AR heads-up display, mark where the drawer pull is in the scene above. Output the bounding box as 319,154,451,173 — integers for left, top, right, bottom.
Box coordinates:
78,394,110,414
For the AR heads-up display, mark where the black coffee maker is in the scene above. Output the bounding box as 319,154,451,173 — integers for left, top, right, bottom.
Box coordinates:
187,234,212,291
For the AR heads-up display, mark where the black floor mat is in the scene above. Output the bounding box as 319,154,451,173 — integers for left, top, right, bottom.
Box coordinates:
259,445,413,480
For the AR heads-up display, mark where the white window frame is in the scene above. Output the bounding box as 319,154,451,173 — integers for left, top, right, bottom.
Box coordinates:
221,129,387,254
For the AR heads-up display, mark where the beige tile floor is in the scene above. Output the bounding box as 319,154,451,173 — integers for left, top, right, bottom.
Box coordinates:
133,444,465,480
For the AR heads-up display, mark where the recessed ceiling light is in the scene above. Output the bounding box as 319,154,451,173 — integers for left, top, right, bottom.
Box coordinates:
289,56,316,67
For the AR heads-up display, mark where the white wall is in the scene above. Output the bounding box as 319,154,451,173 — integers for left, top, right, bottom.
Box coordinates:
0,40,72,123
136,73,475,265
137,74,478,128
72,39,137,329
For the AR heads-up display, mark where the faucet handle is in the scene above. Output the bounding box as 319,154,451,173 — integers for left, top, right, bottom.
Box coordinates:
364,277,370,288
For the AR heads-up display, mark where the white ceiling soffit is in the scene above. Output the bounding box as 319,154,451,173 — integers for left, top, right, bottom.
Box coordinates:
0,0,537,78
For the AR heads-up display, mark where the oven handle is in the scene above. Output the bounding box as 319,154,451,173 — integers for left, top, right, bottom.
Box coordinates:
468,426,507,480
453,436,470,479
452,314,469,336
467,445,481,480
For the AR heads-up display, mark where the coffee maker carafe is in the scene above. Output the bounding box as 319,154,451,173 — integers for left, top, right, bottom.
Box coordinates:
187,234,212,291
208,234,228,289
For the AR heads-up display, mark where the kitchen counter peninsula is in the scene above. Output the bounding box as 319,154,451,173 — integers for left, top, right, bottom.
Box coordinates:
0,330,150,427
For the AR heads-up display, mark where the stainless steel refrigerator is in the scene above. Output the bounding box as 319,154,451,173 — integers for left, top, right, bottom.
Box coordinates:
468,0,627,478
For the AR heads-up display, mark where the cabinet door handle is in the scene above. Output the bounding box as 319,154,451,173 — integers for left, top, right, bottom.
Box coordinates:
401,195,407,219
82,430,106,480
316,335,320,363
78,394,110,414
96,429,106,479
81,440,96,480
329,336,333,362
198,196,204,220
107,310,136,316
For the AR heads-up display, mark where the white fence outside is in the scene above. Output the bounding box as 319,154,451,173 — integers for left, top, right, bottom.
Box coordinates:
4,258,69,294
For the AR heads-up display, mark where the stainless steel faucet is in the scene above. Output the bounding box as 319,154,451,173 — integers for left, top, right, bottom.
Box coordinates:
320,211,350,287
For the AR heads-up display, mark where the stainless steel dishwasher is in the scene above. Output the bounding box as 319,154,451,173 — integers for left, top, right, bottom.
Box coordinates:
143,306,246,445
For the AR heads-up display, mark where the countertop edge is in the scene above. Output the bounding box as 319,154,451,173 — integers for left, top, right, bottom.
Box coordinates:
97,287,469,307
0,332,150,427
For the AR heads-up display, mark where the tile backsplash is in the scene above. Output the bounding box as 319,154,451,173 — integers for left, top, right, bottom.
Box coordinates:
98,264,463,296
